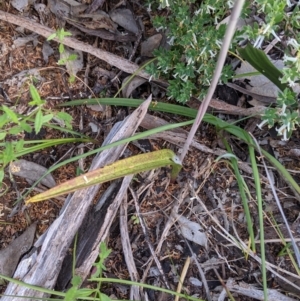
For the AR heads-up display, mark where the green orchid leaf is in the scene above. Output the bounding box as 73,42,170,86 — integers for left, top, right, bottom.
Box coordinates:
26,149,182,203
238,44,287,91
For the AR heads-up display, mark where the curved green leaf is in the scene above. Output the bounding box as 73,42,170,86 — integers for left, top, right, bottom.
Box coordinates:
57,97,300,195
238,44,287,91
26,149,182,203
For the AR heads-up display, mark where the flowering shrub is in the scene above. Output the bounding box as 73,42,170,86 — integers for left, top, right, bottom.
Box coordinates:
146,0,237,102
147,0,300,139
257,88,300,140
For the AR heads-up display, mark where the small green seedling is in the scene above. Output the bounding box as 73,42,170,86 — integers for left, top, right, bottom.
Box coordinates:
0,84,75,185
47,27,72,54
131,214,140,225
47,28,78,82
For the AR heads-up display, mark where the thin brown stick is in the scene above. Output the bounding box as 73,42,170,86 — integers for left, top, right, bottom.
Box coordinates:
120,195,142,301
0,10,150,79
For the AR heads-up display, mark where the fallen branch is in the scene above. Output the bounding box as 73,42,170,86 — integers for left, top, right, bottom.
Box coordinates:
0,10,150,80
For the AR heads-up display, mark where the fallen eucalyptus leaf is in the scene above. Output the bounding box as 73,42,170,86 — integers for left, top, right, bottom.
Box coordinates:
26,149,182,203
235,58,300,97
174,213,207,247
0,223,36,278
86,104,106,112
109,8,139,35
9,159,56,188
13,34,39,48
89,122,99,133
48,0,71,18
11,0,34,12
122,76,147,98
42,41,54,63
276,275,300,295
34,3,49,15
189,277,202,287
141,34,162,57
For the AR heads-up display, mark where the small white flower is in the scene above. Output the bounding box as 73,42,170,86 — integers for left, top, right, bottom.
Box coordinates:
227,0,234,8
257,119,269,130
289,80,296,87
215,40,223,48
253,35,265,48
280,103,287,116
187,57,194,65
276,124,288,140
206,5,215,14
192,33,197,44
209,50,216,57
194,8,202,16
200,46,207,56
167,36,175,45
149,75,153,82
271,29,281,41
276,124,285,133
282,129,288,141
283,54,298,63
147,3,152,12
156,26,165,32
287,38,300,50
180,75,188,82
281,75,296,87
262,24,271,35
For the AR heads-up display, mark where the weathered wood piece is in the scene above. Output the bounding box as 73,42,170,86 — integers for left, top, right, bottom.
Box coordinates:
0,223,37,279
1,96,152,300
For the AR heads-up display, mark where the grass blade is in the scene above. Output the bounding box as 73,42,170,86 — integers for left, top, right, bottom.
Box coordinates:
58,97,300,195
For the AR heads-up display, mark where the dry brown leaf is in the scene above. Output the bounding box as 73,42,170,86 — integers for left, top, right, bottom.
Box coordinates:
9,159,56,188
78,12,117,31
